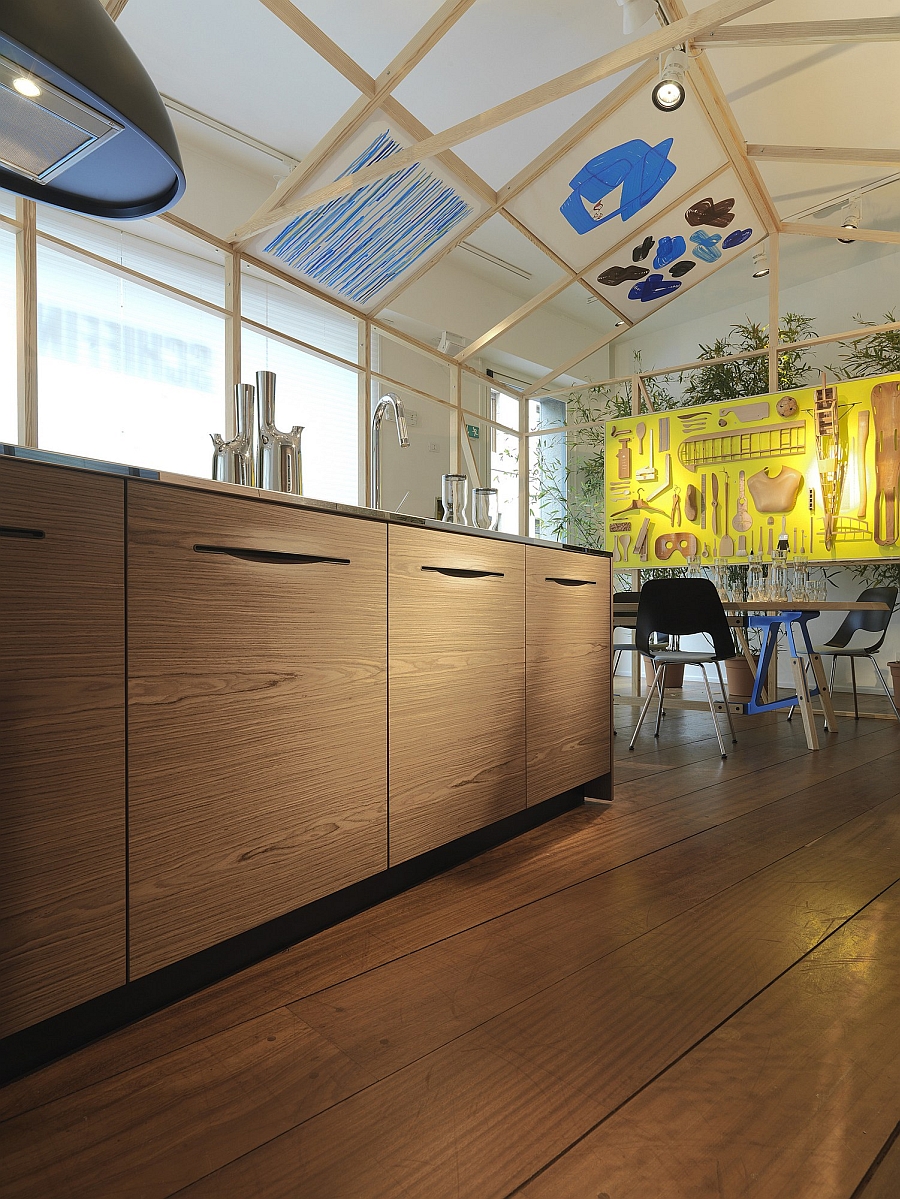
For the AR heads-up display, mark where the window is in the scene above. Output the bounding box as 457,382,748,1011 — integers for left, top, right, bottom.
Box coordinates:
243,327,360,505
37,243,225,477
0,228,15,443
242,267,359,365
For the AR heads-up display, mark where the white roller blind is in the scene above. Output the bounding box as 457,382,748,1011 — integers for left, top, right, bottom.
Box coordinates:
37,242,225,477
0,228,15,444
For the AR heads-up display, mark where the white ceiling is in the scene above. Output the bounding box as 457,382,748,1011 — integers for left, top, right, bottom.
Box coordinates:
116,0,900,381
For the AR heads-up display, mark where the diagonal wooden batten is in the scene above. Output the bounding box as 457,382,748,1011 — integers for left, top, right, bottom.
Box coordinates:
257,0,375,94
103,0,130,17
695,17,900,46
524,325,630,398
234,0,778,244
234,0,484,245
456,277,576,363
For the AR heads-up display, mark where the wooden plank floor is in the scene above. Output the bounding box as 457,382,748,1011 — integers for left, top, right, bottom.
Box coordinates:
4,699,900,1197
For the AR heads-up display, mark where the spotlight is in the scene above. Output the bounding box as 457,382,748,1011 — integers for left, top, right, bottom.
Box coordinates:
751,247,769,278
838,198,861,243
12,76,42,98
615,0,657,35
651,49,688,112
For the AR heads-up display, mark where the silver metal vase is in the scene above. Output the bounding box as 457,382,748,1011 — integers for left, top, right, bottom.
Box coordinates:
211,383,255,486
256,370,303,495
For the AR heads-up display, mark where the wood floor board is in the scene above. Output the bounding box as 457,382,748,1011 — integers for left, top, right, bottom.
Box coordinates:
515,883,900,1199
173,793,900,1198
4,725,899,1125
288,752,900,1080
0,1008,375,1199
856,1126,900,1199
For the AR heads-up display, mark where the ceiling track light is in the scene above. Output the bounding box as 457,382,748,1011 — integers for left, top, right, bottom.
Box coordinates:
838,198,862,243
751,245,769,278
651,48,688,112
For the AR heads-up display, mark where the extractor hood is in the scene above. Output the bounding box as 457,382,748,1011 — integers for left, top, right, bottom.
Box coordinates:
0,0,184,219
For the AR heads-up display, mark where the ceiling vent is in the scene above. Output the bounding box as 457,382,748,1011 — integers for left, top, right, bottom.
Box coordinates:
438,331,468,358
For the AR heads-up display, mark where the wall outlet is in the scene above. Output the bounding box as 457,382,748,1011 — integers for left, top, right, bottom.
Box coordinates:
428,442,439,453
407,410,418,426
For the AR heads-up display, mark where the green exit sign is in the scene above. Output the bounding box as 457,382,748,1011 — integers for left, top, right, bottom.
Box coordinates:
466,424,480,440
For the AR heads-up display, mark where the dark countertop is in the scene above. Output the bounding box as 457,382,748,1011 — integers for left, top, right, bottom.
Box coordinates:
1,443,611,557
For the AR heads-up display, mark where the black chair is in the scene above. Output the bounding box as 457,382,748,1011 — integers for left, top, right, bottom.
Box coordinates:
814,586,899,721
629,578,738,758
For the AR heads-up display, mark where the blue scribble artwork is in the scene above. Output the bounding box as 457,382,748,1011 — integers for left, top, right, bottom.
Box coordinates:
690,230,722,263
654,235,686,269
560,138,676,234
723,227,752,250
628,273,682,302
264,131,472,305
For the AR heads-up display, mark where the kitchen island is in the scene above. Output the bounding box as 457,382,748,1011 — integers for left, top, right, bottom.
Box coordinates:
0,449,612,1080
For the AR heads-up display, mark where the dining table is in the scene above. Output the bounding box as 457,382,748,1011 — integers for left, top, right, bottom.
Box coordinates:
612,598,891,751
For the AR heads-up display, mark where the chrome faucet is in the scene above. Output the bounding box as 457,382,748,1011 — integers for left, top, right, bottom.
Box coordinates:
371,393,410,509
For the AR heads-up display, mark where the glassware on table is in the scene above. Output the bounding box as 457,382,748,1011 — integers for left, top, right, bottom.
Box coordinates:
441,474,469,524
472,487,500,530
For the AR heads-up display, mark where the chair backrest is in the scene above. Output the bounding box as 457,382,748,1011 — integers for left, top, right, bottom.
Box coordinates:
635,577,735,660
825,586,898,650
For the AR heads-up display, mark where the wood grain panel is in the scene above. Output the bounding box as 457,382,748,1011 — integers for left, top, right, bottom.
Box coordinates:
0,458,125,1037
127,483,387,977
388,524,525,864
526,548,611,805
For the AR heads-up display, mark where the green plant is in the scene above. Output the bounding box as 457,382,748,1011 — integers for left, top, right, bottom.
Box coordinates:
682,313,818,406
846,562,900,590
834,311,900,378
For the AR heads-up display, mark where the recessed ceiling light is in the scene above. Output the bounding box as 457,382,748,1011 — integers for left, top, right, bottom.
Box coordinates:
12,76,41,98
651,50,687,112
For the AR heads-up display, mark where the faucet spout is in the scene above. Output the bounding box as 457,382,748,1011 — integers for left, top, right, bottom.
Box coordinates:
371,393,410,509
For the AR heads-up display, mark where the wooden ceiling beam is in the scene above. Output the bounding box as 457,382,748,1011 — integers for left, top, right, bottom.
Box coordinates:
748,144,900,168
235,0,777,243
234,0,484,245
104,0,130,18
781,223,900,247
695,17,900,47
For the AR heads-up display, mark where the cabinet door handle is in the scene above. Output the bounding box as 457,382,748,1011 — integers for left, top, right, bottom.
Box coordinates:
0,526,45,540
194,545,350,566
545,576,596,587
421,566,504,579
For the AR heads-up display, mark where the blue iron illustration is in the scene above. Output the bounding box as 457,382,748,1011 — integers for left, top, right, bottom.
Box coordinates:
690,229,722,263
653,235,686,269
628,273,682,302
560,138,676,234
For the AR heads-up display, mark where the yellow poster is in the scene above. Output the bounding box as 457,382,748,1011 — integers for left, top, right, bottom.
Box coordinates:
604,372,900,567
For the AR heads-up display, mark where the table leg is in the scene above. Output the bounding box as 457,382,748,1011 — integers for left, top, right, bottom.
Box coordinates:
735,627,768,704
807,652,838,732
789,651,820,750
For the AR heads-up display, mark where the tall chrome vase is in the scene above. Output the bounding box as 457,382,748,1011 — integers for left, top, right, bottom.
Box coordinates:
211,383,255,486
256,370,303,495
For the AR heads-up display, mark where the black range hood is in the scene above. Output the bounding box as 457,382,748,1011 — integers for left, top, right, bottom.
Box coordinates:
0,0,185,219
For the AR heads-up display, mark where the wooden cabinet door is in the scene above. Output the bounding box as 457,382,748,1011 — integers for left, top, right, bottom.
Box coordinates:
388,525,525,864
0,459,125,1037
127,485,387,978
526,547,611,806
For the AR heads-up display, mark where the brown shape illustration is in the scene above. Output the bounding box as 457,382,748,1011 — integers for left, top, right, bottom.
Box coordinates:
685,196,736,228
597,265,649,287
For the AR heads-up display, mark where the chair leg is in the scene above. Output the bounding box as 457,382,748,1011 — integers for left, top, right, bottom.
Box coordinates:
714,660,737,744
872,659,900,723
629,663,664,750
653,666,667,737
850,656,859,719
701,665,728,758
